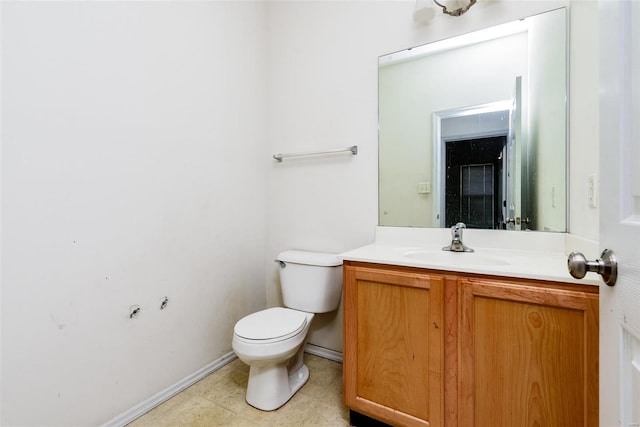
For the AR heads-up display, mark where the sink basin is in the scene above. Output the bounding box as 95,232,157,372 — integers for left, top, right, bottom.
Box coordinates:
402,250,510,266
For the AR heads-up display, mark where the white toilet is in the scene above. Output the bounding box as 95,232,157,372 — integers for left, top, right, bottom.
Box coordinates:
231,250,343,411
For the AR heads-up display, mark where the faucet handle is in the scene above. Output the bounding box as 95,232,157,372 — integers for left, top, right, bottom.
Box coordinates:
454,222,466,230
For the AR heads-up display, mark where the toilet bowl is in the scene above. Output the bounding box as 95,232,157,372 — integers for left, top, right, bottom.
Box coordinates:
231,250,342,411
232,308,314,410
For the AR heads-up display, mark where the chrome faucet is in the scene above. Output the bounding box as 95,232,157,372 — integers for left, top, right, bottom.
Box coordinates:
442,222,474,252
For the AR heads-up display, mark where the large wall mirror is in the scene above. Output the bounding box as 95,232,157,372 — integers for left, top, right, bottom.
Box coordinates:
379,7,567,232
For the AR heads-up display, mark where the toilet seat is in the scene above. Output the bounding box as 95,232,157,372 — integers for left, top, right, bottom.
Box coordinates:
234,307,308,344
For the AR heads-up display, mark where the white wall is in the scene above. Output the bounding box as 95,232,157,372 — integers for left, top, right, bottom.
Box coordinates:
1,2,267,425
265,0,599,352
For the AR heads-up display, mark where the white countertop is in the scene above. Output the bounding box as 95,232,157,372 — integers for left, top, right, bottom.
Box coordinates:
340,227,601,286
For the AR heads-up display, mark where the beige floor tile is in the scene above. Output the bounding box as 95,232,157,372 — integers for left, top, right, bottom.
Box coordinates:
163,396,236,427
199,375,249,414
128,395,235,427
221,415,261,426
129,354,347,427
304,365,342,398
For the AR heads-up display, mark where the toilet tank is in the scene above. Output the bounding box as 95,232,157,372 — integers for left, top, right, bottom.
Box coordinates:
276,250,343,313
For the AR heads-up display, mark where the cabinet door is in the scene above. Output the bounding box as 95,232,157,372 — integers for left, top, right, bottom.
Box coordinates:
343,264,444,427
458,278,599,427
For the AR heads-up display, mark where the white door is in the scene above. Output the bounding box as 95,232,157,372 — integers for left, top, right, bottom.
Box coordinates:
599,1,640,425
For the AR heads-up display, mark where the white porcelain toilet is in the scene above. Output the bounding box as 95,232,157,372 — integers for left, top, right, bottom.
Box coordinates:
231,250,343,411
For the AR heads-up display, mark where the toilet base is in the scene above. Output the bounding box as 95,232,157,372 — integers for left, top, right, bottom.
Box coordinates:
245,361,309,411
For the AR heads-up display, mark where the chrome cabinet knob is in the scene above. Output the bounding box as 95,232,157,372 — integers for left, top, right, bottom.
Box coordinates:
567,249,617,286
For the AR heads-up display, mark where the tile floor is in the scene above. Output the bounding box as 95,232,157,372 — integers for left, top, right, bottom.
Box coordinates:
128,353,350,427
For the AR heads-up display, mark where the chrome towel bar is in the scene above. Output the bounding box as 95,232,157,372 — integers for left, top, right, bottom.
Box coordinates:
273,145,358,162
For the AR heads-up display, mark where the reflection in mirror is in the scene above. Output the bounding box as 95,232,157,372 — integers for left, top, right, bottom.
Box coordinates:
379,8,567,231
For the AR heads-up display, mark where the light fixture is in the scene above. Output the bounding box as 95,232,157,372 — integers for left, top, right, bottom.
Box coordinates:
433,0,477,16
414,0,477,23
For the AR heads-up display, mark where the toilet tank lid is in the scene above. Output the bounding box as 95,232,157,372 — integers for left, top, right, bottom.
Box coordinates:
276,250,342,267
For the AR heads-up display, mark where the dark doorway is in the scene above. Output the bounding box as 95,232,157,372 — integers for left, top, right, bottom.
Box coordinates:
444,136,506,229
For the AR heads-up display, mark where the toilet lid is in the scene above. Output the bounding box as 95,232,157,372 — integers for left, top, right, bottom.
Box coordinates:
234,307,308,342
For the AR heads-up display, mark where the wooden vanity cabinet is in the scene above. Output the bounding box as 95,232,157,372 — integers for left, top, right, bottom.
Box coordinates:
343,261,599,427
458,276,599,427
343,262,446,427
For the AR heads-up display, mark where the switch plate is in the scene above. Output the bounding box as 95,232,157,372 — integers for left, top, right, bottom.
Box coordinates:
417,182,431,194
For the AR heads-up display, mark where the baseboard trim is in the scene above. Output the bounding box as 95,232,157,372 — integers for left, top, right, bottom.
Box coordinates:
101,351,237,427
103,345,342,426
304,343,343,363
